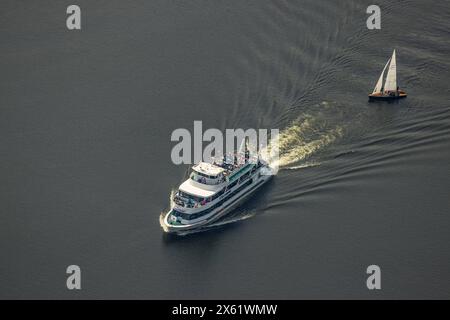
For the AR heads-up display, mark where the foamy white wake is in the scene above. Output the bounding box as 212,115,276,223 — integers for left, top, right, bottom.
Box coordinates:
264,111,344,171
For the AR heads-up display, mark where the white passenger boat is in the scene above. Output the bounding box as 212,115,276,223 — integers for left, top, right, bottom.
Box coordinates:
161,152,274,234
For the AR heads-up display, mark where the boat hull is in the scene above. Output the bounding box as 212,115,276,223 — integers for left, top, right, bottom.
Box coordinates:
368,92,407,101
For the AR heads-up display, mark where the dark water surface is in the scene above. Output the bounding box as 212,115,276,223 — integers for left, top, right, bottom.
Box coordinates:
1,0,449,298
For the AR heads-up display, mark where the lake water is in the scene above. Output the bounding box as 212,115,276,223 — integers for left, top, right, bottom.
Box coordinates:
1,0,449,298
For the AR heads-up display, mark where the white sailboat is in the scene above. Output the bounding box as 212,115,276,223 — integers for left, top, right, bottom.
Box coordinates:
369,49,407,100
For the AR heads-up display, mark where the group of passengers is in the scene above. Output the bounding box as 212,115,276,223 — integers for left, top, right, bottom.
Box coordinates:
177,194,211,208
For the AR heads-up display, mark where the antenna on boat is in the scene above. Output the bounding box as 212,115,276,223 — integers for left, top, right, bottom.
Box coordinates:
238,138,245,154
244,139,249,162
238,137,250,164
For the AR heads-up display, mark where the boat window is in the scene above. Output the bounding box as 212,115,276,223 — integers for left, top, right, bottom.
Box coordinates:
178,191,204,203
193,171,218,179
240,171,251,181
212,188,225,200
228,180,238,189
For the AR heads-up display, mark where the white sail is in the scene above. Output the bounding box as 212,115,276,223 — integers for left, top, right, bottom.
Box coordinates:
384,50,397,92
372,57,391,94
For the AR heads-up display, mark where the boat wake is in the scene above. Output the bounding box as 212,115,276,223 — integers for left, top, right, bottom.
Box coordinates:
265,104,345,171
283,161,321,170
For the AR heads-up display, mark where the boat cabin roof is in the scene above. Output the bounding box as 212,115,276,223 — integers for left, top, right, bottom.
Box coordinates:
179,179,222,198
192,162,225,177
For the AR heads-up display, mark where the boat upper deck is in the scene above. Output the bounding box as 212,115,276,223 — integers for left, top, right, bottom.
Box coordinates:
192,162,225,177
176,158,260,203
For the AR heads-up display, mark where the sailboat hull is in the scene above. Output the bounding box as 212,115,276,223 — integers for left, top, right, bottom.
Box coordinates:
368,91,407,101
